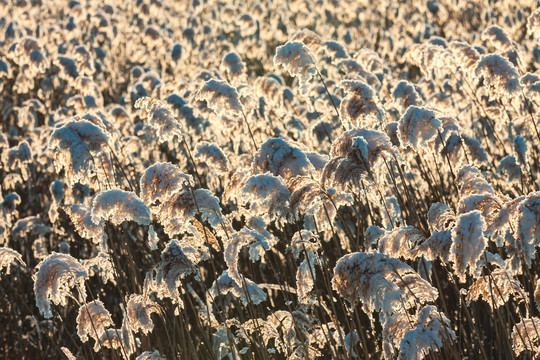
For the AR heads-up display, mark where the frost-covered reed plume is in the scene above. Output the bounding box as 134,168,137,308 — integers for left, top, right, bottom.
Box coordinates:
126,293,160,335
332,252,438,314
97,309,136,357
223,227,275,287
195,78,244,117
208,271,267,306
64,204,107,245
135,97,184,143
377,226,426,260
193,141,230,175
466,263,524,310
323,127,397,189
288,175,353,233
516,192,540,267
289,230,320,304
48,119,114,187
392,81,423,111
451,210,487,282
153,239,198,301
274,40,318,95
139,162,193,207
397,306,456,360
91,188,150,226
34,253,89,318
0,247,25,274
474,54,522,97
139,162,222,238
528,9,540,38
76,300,114,343
221,51,245,81
339,79,384,128
398,106,442,151
512,317,540,357
196,78,258,149
251,137,316,182
239,173,291,226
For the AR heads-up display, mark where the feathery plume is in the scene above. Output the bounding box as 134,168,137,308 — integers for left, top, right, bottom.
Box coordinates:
378,226,426,261
194,142,229,175
196,79,244,117
127,294,160,334
339,80,384,127
64,204,107,244
48,119,114,187
251,137,316,182
516,192,540,267
398,106,442,151
76,300,114,343
135,97,184,143
512,318,540,357
34,253,89,318
398,306,455,360
451,210,487,282
239,173,291,225
274,41,317,95
91,188,150,226
0,247,26,274
332,252,438,314
474,54,522,97
139,162,193,207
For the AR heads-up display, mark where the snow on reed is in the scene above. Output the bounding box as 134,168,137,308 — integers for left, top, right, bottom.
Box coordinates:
274,41,318,95
91,188,150,226
34,253,89,319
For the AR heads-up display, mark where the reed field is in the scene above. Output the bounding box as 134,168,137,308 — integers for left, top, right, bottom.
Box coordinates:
2,0,540,359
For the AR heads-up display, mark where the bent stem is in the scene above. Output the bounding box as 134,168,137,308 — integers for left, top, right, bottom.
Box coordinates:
240,107,259,151
315,67,344,129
